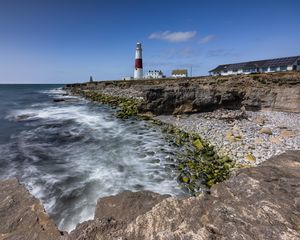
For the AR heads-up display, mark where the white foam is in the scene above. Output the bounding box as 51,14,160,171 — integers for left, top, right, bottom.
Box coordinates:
1,88,184,233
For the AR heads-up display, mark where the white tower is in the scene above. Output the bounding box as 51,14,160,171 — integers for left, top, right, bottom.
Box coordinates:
134,42,143,79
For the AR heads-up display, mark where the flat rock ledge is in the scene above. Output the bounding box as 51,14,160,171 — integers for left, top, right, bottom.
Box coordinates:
0,178,65,240
1,151,300,240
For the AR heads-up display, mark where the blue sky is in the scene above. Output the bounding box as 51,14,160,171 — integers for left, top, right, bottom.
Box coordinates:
0,0,300,83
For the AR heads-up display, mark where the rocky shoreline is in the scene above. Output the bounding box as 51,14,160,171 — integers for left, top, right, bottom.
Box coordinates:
1,72,299,239
1,151,300,239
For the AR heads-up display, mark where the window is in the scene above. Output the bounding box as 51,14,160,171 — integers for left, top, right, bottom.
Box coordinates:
233,69,238,72
270,67,277,71
279,66,287,71
297,60,300,65
262,67,268,72
243,69,249,72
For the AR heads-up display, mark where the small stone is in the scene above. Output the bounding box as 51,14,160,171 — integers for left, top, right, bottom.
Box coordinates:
280,130,296,138
254,116,266,125
269,136,281,144
259,127,272,135
245,154,256,162
226,132,235,142
254,138,263,144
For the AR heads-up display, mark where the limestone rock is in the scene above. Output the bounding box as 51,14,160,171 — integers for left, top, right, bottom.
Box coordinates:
69,151,300,240
94,190,170,223
1,151,300,240
280,129,296,138
270,136,282,144
0,178,64,240
65,71,300,115
253,116,266,125
259,127,273,135
245,153,256,162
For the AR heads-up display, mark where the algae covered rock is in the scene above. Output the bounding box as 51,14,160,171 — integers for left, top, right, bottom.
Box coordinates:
193,139,204,151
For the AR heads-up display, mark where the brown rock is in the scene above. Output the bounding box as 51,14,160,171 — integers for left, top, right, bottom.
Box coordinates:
280,130,296,138
94,190,170,223
253,116,266,125
255,137,263,144
270,136,282,144
65,71,300,115
0,178,64,240
69,191,170,240
259,127,273,135
69,151,300,240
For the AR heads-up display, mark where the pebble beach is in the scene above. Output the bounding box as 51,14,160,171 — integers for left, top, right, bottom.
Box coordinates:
155,109,300,165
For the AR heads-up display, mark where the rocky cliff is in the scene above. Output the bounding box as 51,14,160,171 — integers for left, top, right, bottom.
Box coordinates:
1,151,300,239
65,71,300,114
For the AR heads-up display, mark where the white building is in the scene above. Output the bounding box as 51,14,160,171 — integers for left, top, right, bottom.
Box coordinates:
209,56,300,76
172,69,188,78
144,70,165,79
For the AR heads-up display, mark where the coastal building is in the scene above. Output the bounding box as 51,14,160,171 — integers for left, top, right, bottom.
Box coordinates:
209,55,300,76
172,69,188,78
144,70,165,79
134,42,143,79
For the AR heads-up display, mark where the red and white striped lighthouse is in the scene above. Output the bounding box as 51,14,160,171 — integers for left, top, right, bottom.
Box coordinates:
134,42,143,79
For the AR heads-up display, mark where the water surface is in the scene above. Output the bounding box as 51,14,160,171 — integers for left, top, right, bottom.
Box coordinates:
0,84,183,232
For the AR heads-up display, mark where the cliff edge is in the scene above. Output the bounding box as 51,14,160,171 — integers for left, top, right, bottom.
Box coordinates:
65,71,300,114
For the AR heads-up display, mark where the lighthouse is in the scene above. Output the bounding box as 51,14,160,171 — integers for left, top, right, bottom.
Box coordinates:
134,42,143,79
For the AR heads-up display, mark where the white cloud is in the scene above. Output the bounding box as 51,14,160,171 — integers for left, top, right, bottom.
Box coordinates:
199,34,215,44
149,31,197,43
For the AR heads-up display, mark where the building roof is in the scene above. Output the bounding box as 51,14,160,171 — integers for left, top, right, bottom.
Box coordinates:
172,69,188,75
209,55,300,73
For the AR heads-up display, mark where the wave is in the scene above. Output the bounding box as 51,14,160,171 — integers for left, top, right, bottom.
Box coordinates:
0,87,184,232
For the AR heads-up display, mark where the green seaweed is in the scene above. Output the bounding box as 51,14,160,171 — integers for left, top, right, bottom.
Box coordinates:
160,123,235,194
69,88,235,194
72,90,141,119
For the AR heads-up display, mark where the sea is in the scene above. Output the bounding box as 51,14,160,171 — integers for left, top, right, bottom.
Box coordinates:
0,84,184,232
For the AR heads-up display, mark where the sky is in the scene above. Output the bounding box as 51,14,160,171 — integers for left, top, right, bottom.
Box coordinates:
0,0,300,83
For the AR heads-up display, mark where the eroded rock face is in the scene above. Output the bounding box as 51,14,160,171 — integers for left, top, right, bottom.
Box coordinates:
68,191,170,240
0,178,64,240
65,72,300,114
69,151,300,240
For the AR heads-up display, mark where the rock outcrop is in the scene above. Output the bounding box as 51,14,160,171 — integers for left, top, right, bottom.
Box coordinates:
69,150,300,239
65,71,300,114
68,191,170,240
0,178,64,240
1,151,300,239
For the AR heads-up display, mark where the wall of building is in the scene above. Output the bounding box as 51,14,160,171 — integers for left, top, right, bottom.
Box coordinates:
212,63,298,76
172,74,187,78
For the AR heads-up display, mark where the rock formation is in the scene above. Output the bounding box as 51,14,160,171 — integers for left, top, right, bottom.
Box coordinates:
0,178,65,240
2,151,299,239
68,150,300,240
65,71,300,114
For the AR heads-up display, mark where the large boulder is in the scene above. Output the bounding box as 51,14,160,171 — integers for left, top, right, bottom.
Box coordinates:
0,178,64,240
